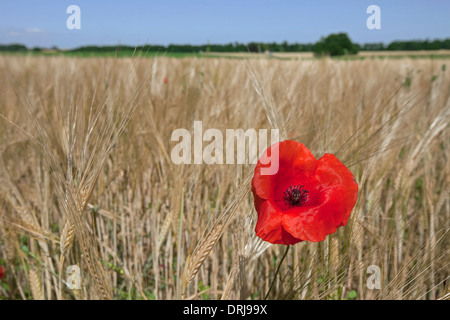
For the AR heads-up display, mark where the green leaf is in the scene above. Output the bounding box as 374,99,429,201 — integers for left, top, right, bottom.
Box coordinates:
348,290,357,300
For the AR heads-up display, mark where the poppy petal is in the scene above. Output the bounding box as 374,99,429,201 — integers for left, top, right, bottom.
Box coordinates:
315,153,358,191
252,140,317,201
255,200,302,245
282,185,356,242
314,153,358,226
251,185,265,213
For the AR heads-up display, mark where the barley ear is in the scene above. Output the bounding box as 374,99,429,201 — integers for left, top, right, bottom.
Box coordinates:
29,269,44,300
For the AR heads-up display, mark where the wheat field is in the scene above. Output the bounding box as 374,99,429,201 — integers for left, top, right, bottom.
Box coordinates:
0,54,448,300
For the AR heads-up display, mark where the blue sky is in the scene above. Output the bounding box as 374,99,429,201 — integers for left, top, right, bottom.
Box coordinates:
0,0,449,49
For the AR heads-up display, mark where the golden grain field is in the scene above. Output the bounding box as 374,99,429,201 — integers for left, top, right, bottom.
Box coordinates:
0,55,448,300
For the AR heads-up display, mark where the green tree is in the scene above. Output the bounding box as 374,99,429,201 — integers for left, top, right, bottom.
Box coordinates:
312,33,359,56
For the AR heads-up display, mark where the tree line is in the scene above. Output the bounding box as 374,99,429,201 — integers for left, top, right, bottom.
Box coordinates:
1,34,450,56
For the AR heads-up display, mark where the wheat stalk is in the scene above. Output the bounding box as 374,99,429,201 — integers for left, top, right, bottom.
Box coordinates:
29,269,44,300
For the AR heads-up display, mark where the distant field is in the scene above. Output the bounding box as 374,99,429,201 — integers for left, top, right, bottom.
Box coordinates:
2,49,450,60
0,55,448,300
208,50,450,59
358,49,450,56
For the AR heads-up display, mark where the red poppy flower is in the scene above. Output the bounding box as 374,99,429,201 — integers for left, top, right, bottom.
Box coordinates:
163,77,168,84
0,266,5,279
251,140,358,245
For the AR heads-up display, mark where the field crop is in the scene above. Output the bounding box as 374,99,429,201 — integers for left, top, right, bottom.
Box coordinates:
0,55,448,300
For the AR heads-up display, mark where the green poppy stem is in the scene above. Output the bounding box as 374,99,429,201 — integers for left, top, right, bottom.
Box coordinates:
264,245,290,300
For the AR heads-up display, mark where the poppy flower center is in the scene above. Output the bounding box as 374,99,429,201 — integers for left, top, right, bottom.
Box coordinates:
283,185,309,208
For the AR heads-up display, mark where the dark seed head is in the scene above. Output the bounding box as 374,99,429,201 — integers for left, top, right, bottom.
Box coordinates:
284,185,309,208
